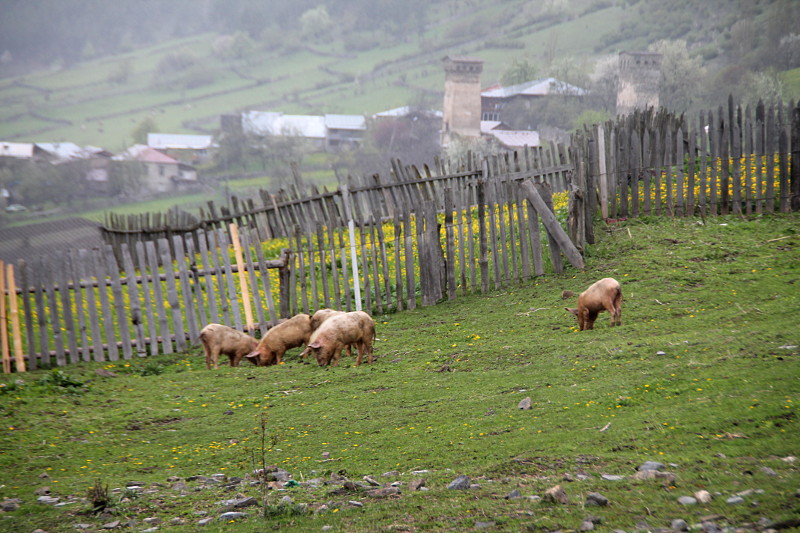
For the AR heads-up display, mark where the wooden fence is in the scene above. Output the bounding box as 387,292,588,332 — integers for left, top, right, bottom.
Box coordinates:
2,147,577,373
100,143,571,266
569,100,800,249
1,227,291,372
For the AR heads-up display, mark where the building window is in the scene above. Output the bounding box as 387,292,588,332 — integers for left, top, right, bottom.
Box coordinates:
482,112,500,121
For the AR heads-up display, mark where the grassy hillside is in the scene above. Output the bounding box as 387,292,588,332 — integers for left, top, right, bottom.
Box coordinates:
1,0,777,149
1,213,798,532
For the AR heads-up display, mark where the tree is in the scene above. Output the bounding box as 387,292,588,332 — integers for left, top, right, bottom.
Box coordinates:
131,117,158,145
300,6,333,43
501,58,539,86
648,39,706,113
108,160,144,197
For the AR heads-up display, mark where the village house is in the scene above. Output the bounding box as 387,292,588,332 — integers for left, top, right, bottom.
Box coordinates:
480,77,587,123
114,144,198,194
147,133,215,164
238,111,367,151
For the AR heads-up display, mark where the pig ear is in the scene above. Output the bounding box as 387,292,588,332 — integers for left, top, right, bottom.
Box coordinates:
565,307,579,315
308,341,321,349
245,351,259,359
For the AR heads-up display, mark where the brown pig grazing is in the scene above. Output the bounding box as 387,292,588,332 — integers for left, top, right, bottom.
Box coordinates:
565,277,622,331
199,323,259,370
245,313,312,366
310,308,345,331
301,309,346,359
307,311,376,367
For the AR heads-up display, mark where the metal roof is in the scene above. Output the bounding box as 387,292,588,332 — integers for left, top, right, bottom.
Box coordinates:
373,106,443,119
114,144,179,164
481,77,587,98
324,114,366,131
486,130,541,148
147,133,214,150
0,142,35,158
243,111,327,139
36,142,85,160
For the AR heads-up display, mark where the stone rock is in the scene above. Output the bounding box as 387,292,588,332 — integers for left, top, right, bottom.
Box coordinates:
1,499,21,512
166,476,181,482
101,520,121,529
171,482,188,492
219,497,258,511
96,368,118,378
760,466,777,476
543,485,568,504
656,351,666,356
726,496,744,505
322,526,334,532
694,490,713,504
36,496,59,505
381,471,399,477
348,500,363,507
637,461,664,472
197,517,214,526
39,472,50,479
475,521,496,529
143,517,160,525
280,496,293,506
585,492,608,506
34,486,51,496
677,496,697,506
448,475,471,490
600,474,624,481
671,518,688,531
409,478,426,491
518,397,532,410
505,489,521,500
74,524,93,530
363,476,381,486
219,511,247,521
168,518,186,525
367,487,400,498
580,520,595,531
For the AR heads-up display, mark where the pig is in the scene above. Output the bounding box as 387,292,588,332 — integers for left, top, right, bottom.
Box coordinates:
199,323,259,370
565,277,622,331
310,308,344,331
244,313,312,366
306,311,376,367
300,308,347,359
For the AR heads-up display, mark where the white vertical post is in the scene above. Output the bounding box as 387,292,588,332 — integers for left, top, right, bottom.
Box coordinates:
340,185,362,311
597,124,608,219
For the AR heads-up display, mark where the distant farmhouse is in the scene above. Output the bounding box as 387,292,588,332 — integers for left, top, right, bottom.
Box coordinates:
147,133,214,164
237,111,367,150
114,144,198,194
441,56,584,149
480,77,587,123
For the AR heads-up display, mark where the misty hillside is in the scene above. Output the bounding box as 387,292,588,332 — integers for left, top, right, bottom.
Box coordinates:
0,0,797,150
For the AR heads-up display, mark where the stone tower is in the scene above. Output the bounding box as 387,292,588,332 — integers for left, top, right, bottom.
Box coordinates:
616,51,662,117
441,56,483,146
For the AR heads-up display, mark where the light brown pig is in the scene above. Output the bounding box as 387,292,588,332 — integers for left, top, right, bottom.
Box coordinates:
306,311,376,367
245,313,312,366
565,277,622,331
199,323,259,370
300,308,347,359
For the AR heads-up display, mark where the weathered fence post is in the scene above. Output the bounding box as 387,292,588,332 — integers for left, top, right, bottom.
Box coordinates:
519,179,584,271
792,104,800,211
278,248,292,318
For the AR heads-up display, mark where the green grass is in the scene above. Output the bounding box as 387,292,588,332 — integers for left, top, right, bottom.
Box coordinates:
0,212,798,532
